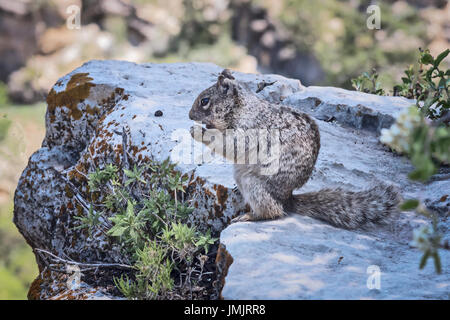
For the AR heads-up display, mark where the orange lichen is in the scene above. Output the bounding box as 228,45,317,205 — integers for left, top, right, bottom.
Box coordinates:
64,184,74,198
215,244,234,300
215,184,228,207
46,73,96,121
67,163,88,182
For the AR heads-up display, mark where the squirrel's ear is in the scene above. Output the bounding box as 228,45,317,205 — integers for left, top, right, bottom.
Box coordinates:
221,69,235,80
217,74,235,95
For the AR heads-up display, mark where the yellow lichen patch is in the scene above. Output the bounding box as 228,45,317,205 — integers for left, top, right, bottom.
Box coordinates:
46,73,96,121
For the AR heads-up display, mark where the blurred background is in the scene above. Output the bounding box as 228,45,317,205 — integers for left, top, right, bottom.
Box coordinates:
0,0,449,299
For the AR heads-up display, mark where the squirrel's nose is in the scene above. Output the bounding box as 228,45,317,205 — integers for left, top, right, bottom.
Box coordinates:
188,109,194,120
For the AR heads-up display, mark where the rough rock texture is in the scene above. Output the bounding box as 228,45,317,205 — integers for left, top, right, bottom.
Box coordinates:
221,214,449,299
14,60,448,299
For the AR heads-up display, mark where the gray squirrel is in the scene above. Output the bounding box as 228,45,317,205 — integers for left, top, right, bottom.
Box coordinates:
189,69,400,229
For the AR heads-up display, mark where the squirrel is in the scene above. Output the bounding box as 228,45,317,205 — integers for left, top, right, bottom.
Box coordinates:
188,69,400,229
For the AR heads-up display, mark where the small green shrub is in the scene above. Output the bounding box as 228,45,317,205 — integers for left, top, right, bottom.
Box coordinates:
114,241,174,300
379,49,450,273
75,157,217,299
352,48,449,120
380,106,449,181
73,205,102,237
393,48,449,119
381,106,449,273
351,69,385,95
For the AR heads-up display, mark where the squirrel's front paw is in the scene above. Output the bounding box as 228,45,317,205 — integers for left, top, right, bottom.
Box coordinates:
190,124,205,142
189,125,195,138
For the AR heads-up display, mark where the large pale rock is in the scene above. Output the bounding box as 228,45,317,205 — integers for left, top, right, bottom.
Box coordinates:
13,60,448,299
221,214,449,299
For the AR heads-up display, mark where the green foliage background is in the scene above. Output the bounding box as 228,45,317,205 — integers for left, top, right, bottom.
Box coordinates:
0,104,45,299
255,0,431,89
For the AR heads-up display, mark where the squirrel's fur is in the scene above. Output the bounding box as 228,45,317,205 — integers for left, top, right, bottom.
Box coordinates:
189,69,400,229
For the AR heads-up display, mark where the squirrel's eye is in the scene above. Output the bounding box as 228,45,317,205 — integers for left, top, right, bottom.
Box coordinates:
200,97,210,106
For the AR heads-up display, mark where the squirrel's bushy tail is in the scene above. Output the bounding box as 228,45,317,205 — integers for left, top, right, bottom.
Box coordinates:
289,185,400,229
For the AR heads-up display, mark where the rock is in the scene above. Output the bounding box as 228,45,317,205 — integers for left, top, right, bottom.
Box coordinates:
221,213,449,299
13,61,448,299
28,270,119,300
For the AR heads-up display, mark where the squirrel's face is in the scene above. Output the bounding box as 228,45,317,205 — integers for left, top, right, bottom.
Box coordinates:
189,69,238,131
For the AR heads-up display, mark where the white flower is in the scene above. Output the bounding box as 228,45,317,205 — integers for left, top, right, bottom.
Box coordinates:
380,128,393,144
390,124,400,136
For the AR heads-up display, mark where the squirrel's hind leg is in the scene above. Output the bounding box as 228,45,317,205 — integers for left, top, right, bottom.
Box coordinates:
232,171,285,222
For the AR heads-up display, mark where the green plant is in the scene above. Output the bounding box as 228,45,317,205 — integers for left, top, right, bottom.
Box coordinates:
393,49,449,119
377,49,450,274
75,157,217,299
108,200,148,250
380,106,449,181
124,164,147,186
351,69,385,95
114,241,174,300
195,230,217,255
393,64,420,99
73,205,102,237
380,92,449,274
87,164,118,191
